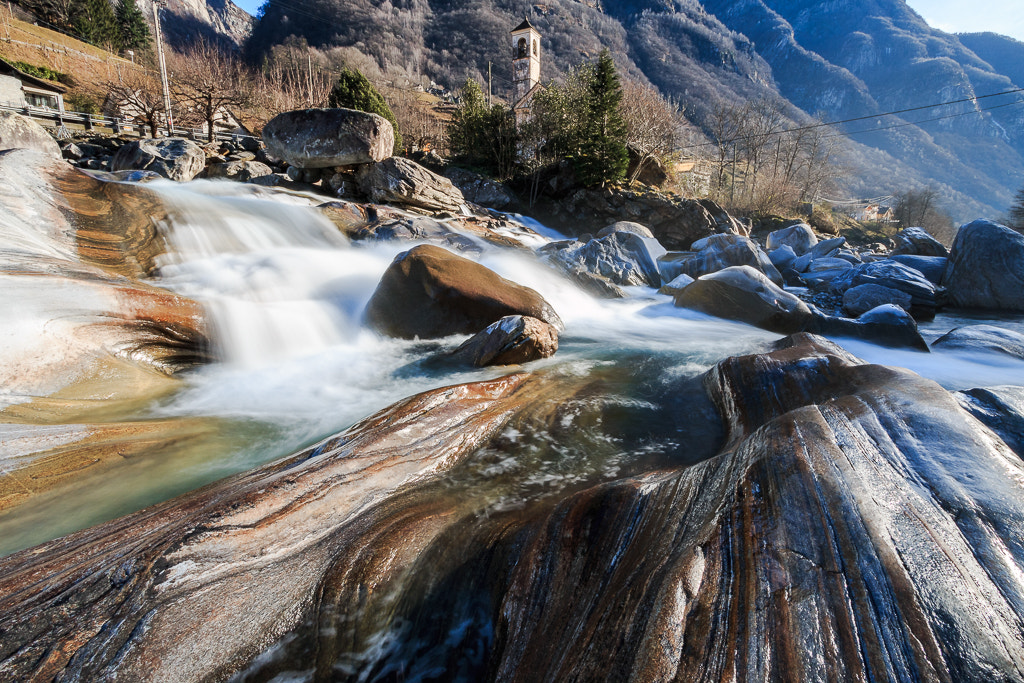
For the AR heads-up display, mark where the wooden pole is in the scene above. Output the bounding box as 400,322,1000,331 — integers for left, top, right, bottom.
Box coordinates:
153,1,174,136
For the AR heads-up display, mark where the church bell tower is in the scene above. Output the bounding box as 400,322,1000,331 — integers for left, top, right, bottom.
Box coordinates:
511,16,541,108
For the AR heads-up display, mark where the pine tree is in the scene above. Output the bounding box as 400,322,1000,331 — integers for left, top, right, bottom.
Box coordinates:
447,78,489,164
1009,185,1024,234
116,0,151,52
328,68,402,152
72,0,120,49
574,49,628,187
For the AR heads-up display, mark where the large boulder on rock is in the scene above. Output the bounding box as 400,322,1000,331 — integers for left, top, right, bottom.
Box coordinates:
0,111,60,157
110,138,206,182
932,324,1024,360
842,283,913,317
449,315,559,367
356,157,465,212
681,233,783,286
263,108,393,169
892,226,949,257
942,219,1024,311
673,265,813,333
539,230,666,288
807,304,928,350
890,254,947,284
829,260,947,317
364,244,562,338
766,223,817,255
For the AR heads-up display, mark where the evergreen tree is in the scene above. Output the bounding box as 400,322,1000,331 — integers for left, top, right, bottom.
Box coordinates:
72,0,120,49
446,79,518,179
328,68,402,152
1009,185,1024,234
574,49,628,187
116,0,151,52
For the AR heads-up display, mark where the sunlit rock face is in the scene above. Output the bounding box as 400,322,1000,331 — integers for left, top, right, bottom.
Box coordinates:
2,334,1022,681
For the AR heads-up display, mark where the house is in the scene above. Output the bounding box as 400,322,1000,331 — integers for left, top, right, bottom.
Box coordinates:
0,58,66,112
855,204,895,222
511,17,543,126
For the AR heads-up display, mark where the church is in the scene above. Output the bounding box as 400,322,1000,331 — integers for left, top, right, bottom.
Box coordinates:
510,17,543,126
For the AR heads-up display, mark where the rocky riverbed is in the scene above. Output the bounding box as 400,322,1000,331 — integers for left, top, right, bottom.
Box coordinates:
1,109,1024,681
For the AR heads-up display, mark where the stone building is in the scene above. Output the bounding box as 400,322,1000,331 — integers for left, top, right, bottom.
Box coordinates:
0,58,66,112
511,17,542,126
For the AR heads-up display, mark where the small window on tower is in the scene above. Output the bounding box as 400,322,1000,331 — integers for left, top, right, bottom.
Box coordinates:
517,37,527,58
533,39,538,56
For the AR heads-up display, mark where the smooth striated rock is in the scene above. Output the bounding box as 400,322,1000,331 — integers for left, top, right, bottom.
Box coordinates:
673,265,813,333
893,226,949,257
942,219,1024,311
364,244,562,338
539,231,666,288
0,111,61,157
932,324,1024,359
262,108,393,169
766,222,818,255
449,315,559,367
110,137,206,182
957,386,1024,459
681,233,784,285
356,157,465,212
842,282,913,317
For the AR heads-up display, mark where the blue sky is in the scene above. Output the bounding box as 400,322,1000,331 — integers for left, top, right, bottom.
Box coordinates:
231,0,1024,43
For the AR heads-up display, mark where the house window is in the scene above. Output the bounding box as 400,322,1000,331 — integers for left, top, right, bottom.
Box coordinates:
516,37,527,59
533,39,538,56
25,92,57,109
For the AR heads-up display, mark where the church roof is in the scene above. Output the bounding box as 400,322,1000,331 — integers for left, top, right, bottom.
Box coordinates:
511,16,536,33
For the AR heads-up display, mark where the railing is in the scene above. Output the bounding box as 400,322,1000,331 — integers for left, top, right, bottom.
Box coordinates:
1,101,261,145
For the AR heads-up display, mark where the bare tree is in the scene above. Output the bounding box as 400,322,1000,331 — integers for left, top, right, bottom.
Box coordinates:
170,40,253,142
619,79,684,184
383,85,446,153
104,64,168,137
894,186,953,241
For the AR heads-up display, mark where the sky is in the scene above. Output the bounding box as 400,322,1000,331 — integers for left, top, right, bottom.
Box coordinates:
906,0,1024,42
230,0,1024,43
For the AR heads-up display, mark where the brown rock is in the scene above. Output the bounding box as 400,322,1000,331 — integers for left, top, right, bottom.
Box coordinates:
450,315,559,366
364,244,563,338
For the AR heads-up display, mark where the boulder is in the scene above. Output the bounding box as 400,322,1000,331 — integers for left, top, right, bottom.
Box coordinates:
596,221,655,239
807,305,928,350
768,245,797,272
942,219,1024,311
356,157,465,212
805,236,847,261
658,273,695,297
842,283,913,317
765,223,818,255
206,160,273,182
681,233,784,286
351,215,479,253
892,226,949,257
110,138,206,182
540,231,666,288
449,315,559,367
957,386,1024,459
262,108,393,169
364,244,562,338
829,260,947,316
0,111,60,157
673,265,813,333
890,254,947,284
444,167,516,209
931,324,1024,360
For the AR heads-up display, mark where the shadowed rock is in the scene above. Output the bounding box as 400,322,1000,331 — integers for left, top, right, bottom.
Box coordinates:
942,219,1024,311
111,138,206,182
364,244,563,338
356,157,465,212
450,315,559,367
932,324,1024,359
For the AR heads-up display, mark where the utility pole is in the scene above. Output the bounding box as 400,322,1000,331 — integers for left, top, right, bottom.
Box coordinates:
153,0,174,136
488,62,492,107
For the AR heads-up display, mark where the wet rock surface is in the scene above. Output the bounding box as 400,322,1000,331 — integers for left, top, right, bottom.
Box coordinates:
450,315,559,367
364,244,563,338
0,111,60,157
3,335,1022,681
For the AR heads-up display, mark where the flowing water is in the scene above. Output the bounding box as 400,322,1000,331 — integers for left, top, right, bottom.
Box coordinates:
2,179,1024,559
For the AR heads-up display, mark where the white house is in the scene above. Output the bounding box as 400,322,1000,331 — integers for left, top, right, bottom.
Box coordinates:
0,58,66,112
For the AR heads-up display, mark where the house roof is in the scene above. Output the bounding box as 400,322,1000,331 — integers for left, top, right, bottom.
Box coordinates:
0,58,68,93
511,16,536,33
